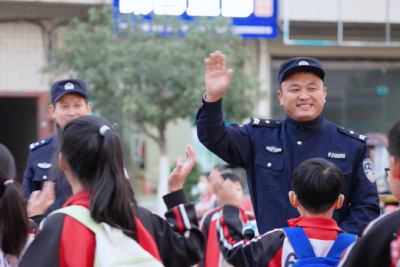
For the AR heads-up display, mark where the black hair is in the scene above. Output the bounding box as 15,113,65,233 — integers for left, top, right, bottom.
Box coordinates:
292,158,343,213
388,118,400,159
0,143,29,257
60,116,137,240
222,173,243,189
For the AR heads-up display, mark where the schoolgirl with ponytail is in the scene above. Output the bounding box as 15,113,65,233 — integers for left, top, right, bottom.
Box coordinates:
19,115,203,267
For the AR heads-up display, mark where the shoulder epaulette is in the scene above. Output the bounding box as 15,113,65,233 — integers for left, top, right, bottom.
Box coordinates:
29,137,53,150
251,117,282,128
338,127,369,142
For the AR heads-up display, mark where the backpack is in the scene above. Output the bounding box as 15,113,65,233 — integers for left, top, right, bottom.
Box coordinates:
50,205,164,267
281,227,356,267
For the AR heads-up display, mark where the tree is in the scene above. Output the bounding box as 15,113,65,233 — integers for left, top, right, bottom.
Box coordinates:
44,6,260,214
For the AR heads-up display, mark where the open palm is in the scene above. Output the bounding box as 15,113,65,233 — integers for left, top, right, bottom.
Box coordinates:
168,144,197,192
205,51,233,101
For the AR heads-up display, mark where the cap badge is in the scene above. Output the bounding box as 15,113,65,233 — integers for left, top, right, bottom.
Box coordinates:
299,61,309,66
64,82,74,90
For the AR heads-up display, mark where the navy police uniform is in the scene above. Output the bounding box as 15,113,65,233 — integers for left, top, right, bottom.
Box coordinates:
22,79,88,214
196,57,380,236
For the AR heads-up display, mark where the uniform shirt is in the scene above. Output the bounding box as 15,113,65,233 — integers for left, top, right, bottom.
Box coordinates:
197,206,255,267
339,209,400,267
218,205,350,267
18,189,203,267
196,97,380,236
22,132,72,214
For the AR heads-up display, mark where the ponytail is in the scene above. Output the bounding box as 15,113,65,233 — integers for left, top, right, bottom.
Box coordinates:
61,116,137,240
1,182,29,257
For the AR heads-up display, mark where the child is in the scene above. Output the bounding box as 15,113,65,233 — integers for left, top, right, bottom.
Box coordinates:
18,115,203,267
212,158,356,267
339,118,400,267
198,173,256,267
0,143,54,267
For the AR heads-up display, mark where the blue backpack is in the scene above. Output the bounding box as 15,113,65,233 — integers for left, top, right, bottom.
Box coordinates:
281,227,356,267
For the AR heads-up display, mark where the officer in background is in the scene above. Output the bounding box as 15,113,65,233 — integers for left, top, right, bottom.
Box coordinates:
196,51,380,236
22,79,92,214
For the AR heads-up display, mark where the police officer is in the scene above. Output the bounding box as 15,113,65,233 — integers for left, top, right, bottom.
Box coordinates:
22,79,92,214
196,51,380,236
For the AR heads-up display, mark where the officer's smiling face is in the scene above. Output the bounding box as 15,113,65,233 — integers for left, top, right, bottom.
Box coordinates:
49,93,92,129
277,72,326,122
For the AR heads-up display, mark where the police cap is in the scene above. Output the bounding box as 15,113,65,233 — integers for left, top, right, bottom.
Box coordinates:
278,57,325,84
51,79,88,103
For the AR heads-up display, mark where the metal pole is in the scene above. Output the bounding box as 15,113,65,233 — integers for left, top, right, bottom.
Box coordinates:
386,0,390,44
338,0,343,44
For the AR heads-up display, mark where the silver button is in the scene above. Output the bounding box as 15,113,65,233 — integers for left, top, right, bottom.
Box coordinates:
350,131,354,134
35,142,39,146
267,162,272,167
41,140,45,143
43,175,47,180
297,141,302,145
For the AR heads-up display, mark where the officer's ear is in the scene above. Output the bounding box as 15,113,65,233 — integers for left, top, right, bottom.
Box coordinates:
49,104,56,119
277,90,283,106
323,87,327,103
58,152,68,172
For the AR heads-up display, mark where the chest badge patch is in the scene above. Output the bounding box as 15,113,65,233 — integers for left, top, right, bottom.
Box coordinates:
327,152,347,160
37,163,52,169
362,158,375,183
266,146,283,154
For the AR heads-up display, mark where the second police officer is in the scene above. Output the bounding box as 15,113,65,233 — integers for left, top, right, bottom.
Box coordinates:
22,79,92,214
196,51,380,236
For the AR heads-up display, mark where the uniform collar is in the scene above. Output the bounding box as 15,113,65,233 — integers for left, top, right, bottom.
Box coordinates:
286,112,326,138
287,216,344,232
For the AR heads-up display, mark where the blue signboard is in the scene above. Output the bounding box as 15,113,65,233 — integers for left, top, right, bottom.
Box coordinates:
113,0,278,39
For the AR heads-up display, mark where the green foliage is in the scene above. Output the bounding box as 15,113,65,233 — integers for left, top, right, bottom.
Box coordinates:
44,6,260,143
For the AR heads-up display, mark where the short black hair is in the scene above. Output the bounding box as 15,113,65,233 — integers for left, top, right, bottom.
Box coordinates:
293,158,343,213
388,118,400,159
222,173,243,189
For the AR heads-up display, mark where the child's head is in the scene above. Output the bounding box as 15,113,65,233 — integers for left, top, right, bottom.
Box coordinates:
387,119,400,202
0,143,29,257
221,173,244,204
59,115,137,240
289,158,344,216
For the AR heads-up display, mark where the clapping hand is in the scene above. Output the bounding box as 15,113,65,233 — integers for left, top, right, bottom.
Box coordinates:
168,144,197,192
27,181,55,217
205,51,233,102
210,170,241,207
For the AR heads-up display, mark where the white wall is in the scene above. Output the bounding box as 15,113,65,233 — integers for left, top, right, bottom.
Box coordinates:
0,22,49,92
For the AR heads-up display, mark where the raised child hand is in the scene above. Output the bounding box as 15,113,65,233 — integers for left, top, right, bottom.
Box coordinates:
204,51,233,102
168,144,197,192
27,181,55,217
210,170,240,207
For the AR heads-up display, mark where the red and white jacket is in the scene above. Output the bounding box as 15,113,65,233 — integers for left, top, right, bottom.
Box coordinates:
218,205,350,267
19,189,203,267
197,206,255,267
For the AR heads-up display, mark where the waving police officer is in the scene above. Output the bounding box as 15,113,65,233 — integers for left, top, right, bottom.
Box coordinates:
22,79,92,214
196,51,379,235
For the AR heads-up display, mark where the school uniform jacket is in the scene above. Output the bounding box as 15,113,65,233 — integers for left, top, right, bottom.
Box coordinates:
197,207,255,267
339,209,400,267
217,205,351,267
18,189,203,267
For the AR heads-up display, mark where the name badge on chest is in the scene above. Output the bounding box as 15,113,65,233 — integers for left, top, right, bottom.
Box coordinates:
327,152,347,160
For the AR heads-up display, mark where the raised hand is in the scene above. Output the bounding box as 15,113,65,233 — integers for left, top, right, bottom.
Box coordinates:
168,144,197,192
210,170,240,207
205,51,233,102
27,181,55,217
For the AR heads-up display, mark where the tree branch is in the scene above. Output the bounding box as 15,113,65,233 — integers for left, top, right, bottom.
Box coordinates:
137,121,161,145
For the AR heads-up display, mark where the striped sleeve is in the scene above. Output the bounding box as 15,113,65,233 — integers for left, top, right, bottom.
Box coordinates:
217,205,285,267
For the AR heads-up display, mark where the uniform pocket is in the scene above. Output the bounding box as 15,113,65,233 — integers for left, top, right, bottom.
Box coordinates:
33,168,49,182
328,161,353,194
255,153,284,191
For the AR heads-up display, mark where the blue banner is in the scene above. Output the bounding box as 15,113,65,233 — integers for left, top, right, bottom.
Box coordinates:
113,0,278,39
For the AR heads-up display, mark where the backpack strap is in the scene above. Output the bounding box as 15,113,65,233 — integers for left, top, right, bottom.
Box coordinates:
281,227,316,259
326,233,357,259
49,205,101,233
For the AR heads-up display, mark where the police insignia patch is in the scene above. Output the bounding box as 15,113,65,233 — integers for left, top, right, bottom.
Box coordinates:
362,158,375,183
266,146,283,154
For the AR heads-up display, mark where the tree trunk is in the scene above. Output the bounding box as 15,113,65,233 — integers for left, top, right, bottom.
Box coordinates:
156,126,169,216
